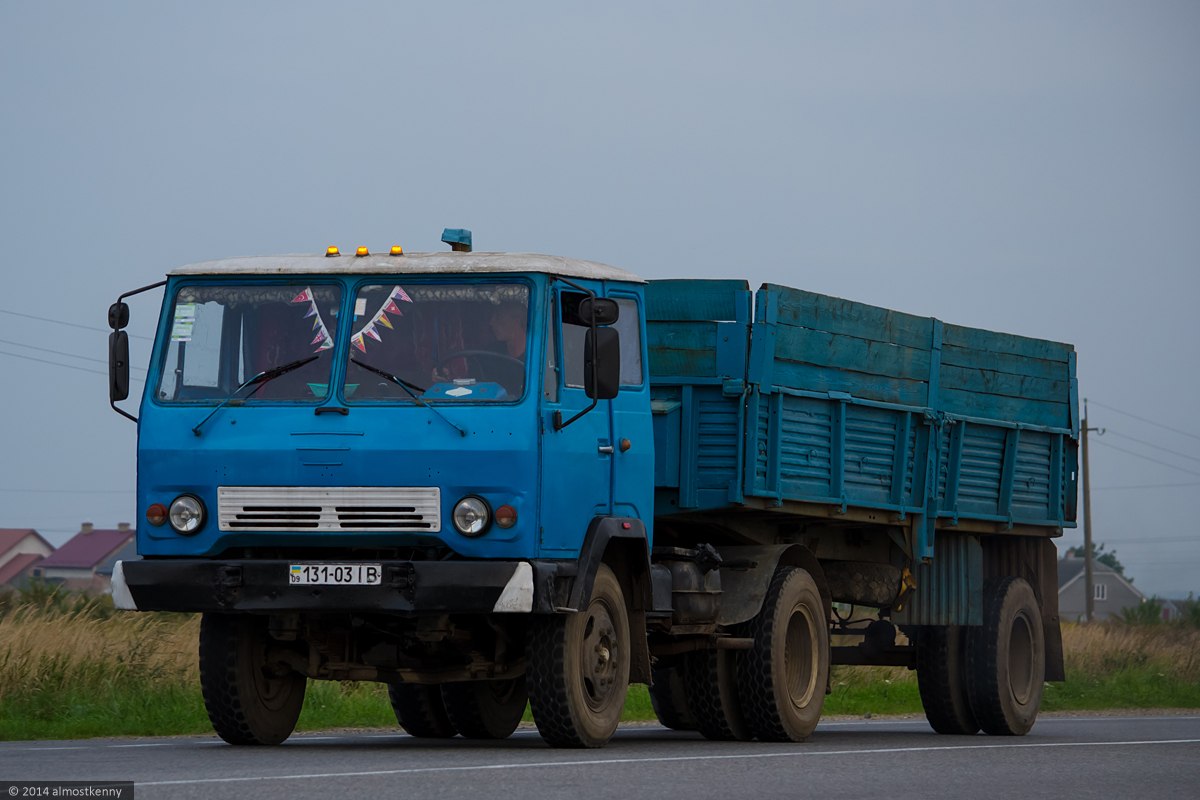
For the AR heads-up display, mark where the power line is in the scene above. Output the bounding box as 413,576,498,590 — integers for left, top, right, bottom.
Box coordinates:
0,307,154,340
0,348,146,383
0,307,156,340
1087,399,1200,442
0,488,131,494
1093,481,1200,491
1105,430,1200,464
1090,439,1200,478
0,337,147,373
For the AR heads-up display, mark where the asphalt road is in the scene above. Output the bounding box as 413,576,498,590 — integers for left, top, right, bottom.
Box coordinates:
1,715,1197,800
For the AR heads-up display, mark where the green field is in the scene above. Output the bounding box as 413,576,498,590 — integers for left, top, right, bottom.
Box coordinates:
2,592,1198,741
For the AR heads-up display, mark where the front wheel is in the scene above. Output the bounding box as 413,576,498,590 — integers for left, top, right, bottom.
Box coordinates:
967,577,1046,736
199,613,306,745
527,563,630,748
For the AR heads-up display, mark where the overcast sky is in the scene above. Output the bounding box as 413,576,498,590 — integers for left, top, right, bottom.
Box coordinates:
1,2,1197,597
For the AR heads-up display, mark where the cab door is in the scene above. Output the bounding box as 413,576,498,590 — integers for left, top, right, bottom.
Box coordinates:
606,291,655,528
538,282,614,556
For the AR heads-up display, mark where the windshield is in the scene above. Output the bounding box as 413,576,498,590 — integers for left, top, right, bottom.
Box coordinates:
155,284,342,403
343,282,530,402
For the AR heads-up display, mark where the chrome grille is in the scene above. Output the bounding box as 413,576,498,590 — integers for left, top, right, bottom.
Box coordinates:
217,486,441,532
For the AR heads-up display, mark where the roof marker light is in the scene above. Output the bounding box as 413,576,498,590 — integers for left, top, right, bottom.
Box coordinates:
355,246,370,257
325,246,340,257
390,245,404,256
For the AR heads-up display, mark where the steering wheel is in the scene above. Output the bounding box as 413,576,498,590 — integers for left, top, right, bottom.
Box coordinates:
435,350,524,387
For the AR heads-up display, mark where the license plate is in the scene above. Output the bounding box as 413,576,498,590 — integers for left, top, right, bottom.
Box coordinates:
289,563,382,585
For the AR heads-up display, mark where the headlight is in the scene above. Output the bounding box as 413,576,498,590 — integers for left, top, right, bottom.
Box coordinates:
169,495,206,534
452,496,490,537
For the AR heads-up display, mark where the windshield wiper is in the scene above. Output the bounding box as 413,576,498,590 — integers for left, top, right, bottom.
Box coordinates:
191,355,319,437
351,358,466,437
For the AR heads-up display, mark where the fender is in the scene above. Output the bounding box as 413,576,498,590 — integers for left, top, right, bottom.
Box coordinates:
715,544,831,627
565,516,653,684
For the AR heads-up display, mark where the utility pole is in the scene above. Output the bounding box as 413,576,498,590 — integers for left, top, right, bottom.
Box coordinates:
1080,398,1104,622
1082,400,1093,622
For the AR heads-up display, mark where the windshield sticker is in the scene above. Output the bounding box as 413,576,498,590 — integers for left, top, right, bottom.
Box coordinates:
355,297,367,317
446,386,473,397
170,303,197,341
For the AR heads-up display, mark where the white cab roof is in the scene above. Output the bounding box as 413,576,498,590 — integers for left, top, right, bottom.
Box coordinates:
168,252,645,283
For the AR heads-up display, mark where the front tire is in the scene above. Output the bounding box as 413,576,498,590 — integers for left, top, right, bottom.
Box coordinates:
967,577,1045,736
441,678,528,739
737,566,829,742
527,563,630,748
199,613,306,745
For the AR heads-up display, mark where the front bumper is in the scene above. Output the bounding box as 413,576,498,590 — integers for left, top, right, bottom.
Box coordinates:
113,558,540,614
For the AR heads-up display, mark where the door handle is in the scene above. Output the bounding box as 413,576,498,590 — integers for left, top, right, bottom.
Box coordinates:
598,444,615,455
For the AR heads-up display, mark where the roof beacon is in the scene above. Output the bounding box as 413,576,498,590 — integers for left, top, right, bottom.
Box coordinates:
355,246,370,257
390,245,404,256
325,246,340,257
441,228,472,253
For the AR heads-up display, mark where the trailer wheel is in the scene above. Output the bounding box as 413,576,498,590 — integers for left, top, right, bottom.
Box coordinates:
388,683,457,738
199,613,306,745
527,563,630,748
737,566,829,742
916,626,979,735
649,664,697,731
441,678,529,739
967,577,1045,736
682,647,752,740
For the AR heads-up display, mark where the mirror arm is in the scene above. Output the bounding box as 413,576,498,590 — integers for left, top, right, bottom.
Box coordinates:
108,280,167,423
551,276,601,432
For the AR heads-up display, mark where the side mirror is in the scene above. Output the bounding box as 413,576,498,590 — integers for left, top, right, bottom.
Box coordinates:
578,297,619,326
108,302,130,330
109,331,130,402
584,327,620,400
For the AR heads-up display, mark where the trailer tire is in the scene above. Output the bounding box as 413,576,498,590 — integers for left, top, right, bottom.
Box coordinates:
388,683,457,738
737,566,829,742
527,563,630,748
649,664,696,731
967,577,1045,736
199,613,306,746
441,679,528,739
682,647,752,741
916,626,979,735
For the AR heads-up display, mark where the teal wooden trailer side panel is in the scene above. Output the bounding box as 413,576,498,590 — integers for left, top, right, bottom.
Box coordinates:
647,280,1079,557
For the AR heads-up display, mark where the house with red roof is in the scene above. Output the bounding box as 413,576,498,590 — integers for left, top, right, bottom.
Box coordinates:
0,528,54,588
33,522,134,593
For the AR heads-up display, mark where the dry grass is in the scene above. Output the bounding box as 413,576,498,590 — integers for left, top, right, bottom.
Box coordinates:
0,605,198,702
1060,622,1200,683
1,599,1197,739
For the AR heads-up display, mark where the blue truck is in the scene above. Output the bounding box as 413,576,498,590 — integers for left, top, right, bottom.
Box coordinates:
107,232,1077,747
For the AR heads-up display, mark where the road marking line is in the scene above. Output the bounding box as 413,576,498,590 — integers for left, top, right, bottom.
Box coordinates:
136,738,1200,787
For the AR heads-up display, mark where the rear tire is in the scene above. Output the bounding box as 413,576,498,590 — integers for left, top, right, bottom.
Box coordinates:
649,664,696,731
441,678,528,739
527,564,630,748
967,577,1045,736
199,613,306,746
737,566,829,742
388,683,457,738
916,625,980,735
682,646,752,741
